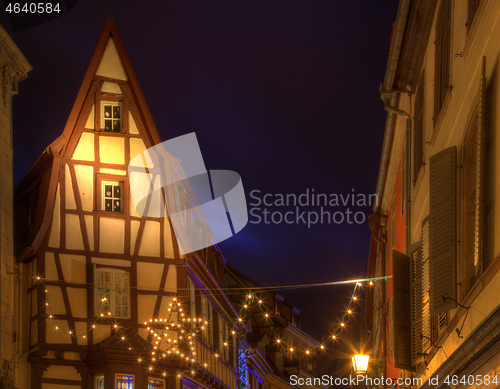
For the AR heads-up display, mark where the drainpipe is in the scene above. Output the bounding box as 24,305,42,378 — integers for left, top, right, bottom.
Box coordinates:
371,0,411,380
381,92,412,255
373,0,411,215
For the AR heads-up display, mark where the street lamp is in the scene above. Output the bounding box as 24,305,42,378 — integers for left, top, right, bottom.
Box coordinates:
352,354,369,375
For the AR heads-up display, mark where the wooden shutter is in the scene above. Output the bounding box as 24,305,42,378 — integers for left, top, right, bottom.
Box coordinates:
414,71,425,184
421,218,431,344
475,56,486,271
429,146,457,316
410,243,423,366
434,0,451,123
225,322,229,361
233,335,237,368
189,278,196,323
201,295,207,341
219,315,224,358
392,250,414,371
208,304,214,348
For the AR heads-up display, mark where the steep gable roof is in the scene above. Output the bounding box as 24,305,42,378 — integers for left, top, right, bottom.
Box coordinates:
15,18,164,261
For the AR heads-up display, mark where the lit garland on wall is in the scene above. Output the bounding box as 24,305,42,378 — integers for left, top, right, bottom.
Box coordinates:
24,274,390,378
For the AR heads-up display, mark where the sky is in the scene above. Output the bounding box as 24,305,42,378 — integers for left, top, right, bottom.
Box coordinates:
3,0,400,342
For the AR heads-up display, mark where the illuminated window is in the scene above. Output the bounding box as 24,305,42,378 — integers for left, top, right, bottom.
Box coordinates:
148,378,165,389
95,267,130,319
102,181,124,212
101,101,122,133
115,374,134,389
95,374,104,389
238,348,249,389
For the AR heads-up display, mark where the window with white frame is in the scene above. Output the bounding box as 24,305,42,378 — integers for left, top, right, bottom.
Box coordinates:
102,181,124,212
101,101,122,133
148,377,165,389
95,268,130,319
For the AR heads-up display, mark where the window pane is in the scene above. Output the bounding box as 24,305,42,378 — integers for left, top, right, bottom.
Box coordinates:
112,120,121,133
105,199,113,212
116,374,134,389
104,119,112,131
113,105,121,119
105,185,113,198
113,200,121,212
148,378,164,389
104,105,111,118
113,185,121,198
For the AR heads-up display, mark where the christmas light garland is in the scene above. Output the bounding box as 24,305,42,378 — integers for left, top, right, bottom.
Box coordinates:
24,274,390,378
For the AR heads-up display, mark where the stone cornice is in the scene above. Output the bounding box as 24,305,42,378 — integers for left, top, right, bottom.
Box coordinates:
0,23,31,81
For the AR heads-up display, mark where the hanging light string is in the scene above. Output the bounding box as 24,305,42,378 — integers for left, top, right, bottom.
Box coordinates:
12,272,389,292
26,274,389,378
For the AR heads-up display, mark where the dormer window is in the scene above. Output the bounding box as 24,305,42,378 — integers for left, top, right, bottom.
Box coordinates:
101,101,122,133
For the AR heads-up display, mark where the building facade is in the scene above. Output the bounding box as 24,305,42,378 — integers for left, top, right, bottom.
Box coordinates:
224,265,330,389
12,18,255,389
12,19,325,389
0,22,32,389
367,0,500,387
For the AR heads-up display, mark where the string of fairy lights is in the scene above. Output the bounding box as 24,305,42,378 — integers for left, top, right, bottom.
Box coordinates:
25,274,390,378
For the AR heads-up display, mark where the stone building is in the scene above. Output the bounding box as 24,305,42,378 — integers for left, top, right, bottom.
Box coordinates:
367,0,500,387
0,22,31,389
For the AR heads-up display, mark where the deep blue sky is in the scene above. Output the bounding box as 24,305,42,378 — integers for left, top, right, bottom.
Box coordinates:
3,0,399,340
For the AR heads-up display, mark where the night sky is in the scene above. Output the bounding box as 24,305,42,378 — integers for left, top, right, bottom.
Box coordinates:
2,0,399,341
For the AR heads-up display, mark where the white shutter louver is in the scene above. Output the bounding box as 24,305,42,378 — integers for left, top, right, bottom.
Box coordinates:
392,250,414,371
429,146,457,316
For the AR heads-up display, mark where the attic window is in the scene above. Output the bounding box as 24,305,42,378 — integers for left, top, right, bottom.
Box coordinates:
103,181,123,212
101,101,122,133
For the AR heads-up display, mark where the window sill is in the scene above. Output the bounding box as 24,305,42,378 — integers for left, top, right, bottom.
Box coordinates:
95,210,128,219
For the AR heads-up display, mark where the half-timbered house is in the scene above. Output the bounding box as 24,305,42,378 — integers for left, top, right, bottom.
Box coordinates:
13,18,266,389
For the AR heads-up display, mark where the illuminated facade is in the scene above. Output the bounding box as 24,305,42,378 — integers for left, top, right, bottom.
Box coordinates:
368,0,500,387
13,19,268,389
